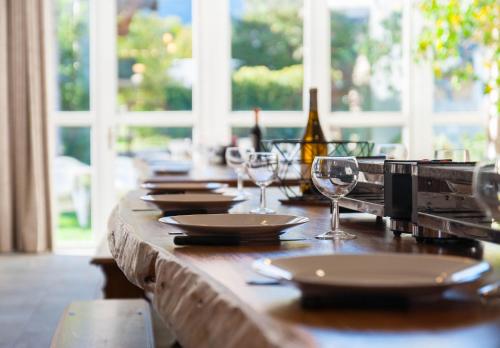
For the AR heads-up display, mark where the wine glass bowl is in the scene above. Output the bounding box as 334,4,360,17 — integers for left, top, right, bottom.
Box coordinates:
311,164,358,199
473,158,500,223
311,156,359,240
246,152,279,214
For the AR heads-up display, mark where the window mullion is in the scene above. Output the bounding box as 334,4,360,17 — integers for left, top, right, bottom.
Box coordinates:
91,0,117,242
304,0,330,131
407,1,433,159
192,0,231,147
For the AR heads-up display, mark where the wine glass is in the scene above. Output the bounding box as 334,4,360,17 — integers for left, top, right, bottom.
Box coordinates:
246,152,279,214
225,147,254,195
374,143,408,160
311,156,359,240
473,158,500,224
434,148,470,162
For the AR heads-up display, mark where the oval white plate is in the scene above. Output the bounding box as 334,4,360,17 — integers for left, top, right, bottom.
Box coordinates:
150,160,192,174
141,193,246,211
253,253,490,296
141,182,228,193
159,213,309,236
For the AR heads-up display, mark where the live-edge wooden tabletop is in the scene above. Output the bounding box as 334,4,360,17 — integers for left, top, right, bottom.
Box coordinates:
108,187,500,348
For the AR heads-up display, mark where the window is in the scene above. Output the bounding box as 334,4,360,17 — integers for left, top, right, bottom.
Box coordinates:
116,126,192,154
329,1,403,112
431,30,486,161
115,126,193,195
433,126,485,161
52,0,93,246
117,0,193,111
54,127,92,242
230,0,303,110
48,0,487,248
114,1,194,203
55,0,90,111
232,127,302,141
433,44,484,113
339,127,402,144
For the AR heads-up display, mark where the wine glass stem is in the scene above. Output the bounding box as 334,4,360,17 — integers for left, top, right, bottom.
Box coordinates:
331,199,339,232
260,186,267,211
236,171,244,193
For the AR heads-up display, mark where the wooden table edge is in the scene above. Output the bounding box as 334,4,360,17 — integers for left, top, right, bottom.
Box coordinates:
107,204,316,348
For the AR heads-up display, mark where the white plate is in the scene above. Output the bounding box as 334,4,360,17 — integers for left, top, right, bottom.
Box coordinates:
141,193,246,211
159,213,309,237
253,253,491,296
141,182,228,193
150,160,192,174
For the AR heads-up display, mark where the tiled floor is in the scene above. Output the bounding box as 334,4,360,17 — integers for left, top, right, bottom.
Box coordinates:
0,254,103,348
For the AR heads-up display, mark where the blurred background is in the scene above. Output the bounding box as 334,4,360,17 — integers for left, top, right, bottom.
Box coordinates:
49,0,493,248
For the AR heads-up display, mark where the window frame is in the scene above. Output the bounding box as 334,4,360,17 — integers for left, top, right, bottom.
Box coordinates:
46,0,487,248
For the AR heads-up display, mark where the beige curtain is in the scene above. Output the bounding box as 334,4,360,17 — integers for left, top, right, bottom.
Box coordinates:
0,0,52,252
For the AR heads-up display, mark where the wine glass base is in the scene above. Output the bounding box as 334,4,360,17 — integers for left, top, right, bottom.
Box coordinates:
250,207,276,214
315,230,356,240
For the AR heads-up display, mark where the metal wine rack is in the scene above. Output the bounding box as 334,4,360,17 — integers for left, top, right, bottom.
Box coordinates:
260,140,500,244
261,140,374,201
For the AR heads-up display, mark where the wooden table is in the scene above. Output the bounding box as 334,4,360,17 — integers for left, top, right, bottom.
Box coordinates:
145,163,243,185
143,161,300,187
108,188,500,348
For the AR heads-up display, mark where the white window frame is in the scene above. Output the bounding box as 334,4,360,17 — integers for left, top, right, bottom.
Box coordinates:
46,0,487,248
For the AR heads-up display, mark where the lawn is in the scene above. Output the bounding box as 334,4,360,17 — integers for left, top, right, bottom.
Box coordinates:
57,211,92,242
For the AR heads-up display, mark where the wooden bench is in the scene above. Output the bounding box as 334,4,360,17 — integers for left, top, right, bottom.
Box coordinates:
91,238,145,299
50,300,154,348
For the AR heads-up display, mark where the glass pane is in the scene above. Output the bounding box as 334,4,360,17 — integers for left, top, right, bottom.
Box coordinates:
54,127,92,242
117,0,193,111
330,1,402,111
54,0,90,111
115,126,193,195
232,127,302,140
231,0,303,111
433,125,486,161
339,127,402,144
433,45,484,112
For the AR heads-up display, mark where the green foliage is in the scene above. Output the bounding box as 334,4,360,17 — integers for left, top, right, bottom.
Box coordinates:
56,0,90,111
57,212,91,241
232,65,303,110
117,13,192,111
342,127,402,144
232,127,302,140
462,131,488,161
164,83,192,110
331,11,402,111
433,129,486,161
115,127,192,154
59,128,91,165
231,0,302,69
416,0,500,112
231,0,303,110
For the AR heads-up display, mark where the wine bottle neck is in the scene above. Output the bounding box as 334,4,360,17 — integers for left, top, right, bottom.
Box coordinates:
309,89,318,112
254,108,260,125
